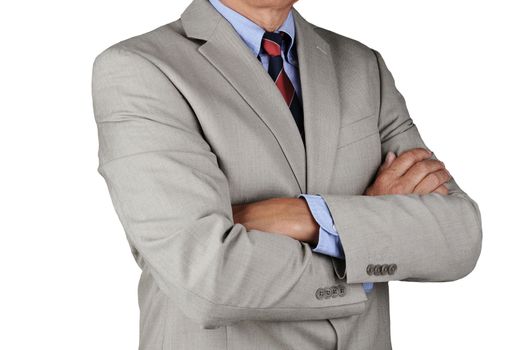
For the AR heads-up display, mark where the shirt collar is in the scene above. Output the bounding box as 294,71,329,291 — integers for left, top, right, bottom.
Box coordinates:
208,0,297,65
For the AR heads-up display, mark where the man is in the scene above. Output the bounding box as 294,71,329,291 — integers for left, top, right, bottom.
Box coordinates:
91,0,482,348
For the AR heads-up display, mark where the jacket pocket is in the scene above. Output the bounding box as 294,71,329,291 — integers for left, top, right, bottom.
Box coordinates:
337,113,379,149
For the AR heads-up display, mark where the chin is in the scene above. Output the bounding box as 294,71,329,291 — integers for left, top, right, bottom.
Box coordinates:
246,0,299,9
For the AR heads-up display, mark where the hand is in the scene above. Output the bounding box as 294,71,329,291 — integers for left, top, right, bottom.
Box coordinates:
232,197,319,245
365,148,451,196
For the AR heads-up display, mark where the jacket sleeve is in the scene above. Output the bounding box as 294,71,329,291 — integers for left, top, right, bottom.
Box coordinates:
91,44,368,329
321,49,483,284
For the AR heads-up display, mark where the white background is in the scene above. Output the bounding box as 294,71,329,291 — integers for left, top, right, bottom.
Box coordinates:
1,0,525,349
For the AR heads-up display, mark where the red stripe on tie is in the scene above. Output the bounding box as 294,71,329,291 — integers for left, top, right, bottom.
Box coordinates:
275,68,295,106
261,31,296,107
262,38,281,57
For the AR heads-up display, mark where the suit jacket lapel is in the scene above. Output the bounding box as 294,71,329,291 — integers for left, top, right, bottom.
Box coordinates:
181,0,342,195
181,0,306,193
293,8,341,194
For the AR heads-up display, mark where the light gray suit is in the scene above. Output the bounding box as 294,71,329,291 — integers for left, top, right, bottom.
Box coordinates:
91,0,483,348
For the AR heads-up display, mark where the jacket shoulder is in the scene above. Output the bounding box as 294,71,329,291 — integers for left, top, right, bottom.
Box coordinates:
92,18,187,66
313,25,378,62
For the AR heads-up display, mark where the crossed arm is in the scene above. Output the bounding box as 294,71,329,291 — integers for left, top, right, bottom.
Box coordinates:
92,45,482,328
232,148,452,247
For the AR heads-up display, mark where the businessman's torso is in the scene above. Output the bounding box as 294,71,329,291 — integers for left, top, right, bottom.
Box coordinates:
114,1,391,349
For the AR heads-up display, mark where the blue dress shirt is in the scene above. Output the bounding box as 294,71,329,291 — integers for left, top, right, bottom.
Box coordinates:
208,0,373,293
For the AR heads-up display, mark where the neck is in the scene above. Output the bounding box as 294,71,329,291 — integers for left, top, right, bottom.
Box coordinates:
218,0,295,32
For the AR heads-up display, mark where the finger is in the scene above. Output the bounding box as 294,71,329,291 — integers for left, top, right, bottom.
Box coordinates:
433,184,449,195
378,151,396,173
413,169,451,194
385,151,396,168
400,159,445,191
387,148,432,177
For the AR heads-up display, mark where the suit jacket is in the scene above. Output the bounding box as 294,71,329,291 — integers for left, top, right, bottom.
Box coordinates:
91,0,483,348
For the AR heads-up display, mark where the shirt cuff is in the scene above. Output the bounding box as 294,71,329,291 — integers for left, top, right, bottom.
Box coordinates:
298,194,344,259
313,227,345,259
298,194,374,294
362,282,374,293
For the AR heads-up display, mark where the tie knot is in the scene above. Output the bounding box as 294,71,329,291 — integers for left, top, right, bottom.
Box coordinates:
262,31,286,57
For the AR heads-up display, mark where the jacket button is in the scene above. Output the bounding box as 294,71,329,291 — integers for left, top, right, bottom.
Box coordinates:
366,264,375,275
373,264,382,275
381,264,390,275
388,264,398,275
331,285,339,298
315,288,325,300
338,284,346,297
324,287,332,299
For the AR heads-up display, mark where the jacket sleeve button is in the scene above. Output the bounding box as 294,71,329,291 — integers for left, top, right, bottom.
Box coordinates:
338,284,346,297
315,288,325,300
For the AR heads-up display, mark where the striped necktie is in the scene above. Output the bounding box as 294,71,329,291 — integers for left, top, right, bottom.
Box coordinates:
261,31,305,142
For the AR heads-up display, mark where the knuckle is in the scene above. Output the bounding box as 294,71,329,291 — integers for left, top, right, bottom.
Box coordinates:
414,160,434,174
409,148,431,161
397,151,412,163
438,170,449,182
414,147,429,157
409,148,422,159
422,160,443,174
431,159,445,168
430,172,441,187
421,160,434,172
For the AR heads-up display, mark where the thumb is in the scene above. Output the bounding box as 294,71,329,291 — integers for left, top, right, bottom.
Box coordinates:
379,151,396,172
